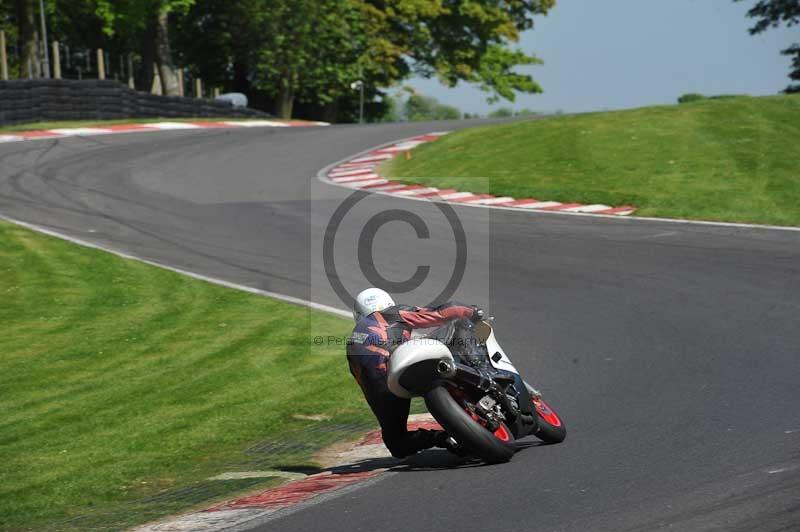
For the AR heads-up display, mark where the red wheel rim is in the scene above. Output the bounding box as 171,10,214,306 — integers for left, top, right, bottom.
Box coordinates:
456,392,512,443
533,398,562,428
492,424,511,442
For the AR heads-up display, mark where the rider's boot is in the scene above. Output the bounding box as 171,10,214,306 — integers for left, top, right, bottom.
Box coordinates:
433,431,470,457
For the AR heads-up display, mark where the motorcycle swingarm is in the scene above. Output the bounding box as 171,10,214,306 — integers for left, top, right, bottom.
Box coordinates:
439,362,525,424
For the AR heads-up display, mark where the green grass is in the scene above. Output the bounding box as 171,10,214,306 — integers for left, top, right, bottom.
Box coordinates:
0,117,288,134
0,221,373,530
384,94,800,226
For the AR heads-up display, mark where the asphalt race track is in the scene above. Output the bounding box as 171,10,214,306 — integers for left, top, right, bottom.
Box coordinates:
2,122,799,531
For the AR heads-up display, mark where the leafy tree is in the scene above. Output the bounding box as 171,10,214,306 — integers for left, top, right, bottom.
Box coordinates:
404,92,462,121
255,0,369,118
489,107,514,117
173,0,259,94
86,0,194,94
1,1,19,76
735,0,800,92
678,93,706,104
3,0,556,120
176,0,388,118
366,0,555,103
488,107,540,117
13,0,38,77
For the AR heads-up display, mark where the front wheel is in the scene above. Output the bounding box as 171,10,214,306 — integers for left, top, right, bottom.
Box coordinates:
524,382,566,444
424,386,516,464
531,397,566,444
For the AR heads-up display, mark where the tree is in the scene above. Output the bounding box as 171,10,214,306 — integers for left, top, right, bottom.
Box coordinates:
735,0,800,92
366,0,555,103
177,0,555,118
254,0,370,118
489,107,514,118
93,0,194,95
1,1,18,75
404,92,462,121
176,0,385,118
14,0,38,77
3,0,556,120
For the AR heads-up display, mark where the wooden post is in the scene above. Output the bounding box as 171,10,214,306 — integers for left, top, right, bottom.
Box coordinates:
213,87,220,98
194,77,202,98
127,54,134,89
96,48,105,80
0,30,8,80
151,63,162,95
52,41,61,79
176,69,184,96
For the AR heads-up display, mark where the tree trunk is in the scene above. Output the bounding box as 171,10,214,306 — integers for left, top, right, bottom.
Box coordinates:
232,60,250,94
320,100,339,123
15,0,38,78
152,8,179,96
140,25,156,92
275,71,297,119
276,88,294,118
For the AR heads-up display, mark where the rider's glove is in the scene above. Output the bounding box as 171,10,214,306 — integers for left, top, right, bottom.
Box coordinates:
470,306,485,322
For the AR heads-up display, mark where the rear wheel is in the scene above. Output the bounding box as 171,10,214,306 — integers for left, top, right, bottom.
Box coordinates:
424,385,516,464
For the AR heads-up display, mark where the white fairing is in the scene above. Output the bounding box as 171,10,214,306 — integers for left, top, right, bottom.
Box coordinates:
485,327,520,375
388,338,453,398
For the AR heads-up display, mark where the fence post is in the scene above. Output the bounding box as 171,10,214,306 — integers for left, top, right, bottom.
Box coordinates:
127,54,134,89
195,77,202,98
213,87,220,98
52,41,61,79
177,69,184,96
97,48,105,80
151,63,162,94
0,30,8,80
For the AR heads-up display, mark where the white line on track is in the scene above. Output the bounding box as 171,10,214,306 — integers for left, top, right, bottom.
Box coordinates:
145,122,202,130
48,128,115,136
345,178,388,188
331,174,381,183
465,196,515,205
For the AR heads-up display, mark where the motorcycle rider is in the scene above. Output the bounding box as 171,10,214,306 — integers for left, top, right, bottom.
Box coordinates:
347,287,483,458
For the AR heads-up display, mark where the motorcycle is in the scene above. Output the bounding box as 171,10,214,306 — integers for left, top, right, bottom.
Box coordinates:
387,318,566,463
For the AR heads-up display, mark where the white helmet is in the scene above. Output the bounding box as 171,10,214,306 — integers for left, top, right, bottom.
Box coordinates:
353,288,395,322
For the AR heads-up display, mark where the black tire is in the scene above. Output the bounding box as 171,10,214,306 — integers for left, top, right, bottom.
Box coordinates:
424,386,516,464
524,382,566,444
531,398,566,444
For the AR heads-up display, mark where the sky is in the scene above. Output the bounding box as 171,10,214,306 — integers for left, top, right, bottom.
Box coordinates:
405,0,799,115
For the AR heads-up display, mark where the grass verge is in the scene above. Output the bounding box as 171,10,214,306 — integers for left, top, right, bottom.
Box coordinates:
0,220,372,530
384,94,800,226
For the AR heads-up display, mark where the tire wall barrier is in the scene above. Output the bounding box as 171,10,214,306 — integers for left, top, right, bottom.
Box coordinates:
0,80,269,126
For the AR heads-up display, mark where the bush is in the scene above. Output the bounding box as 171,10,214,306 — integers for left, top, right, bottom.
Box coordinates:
678,93,706,104
404,94,462,121
515,108,542,117
488,107,514,118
